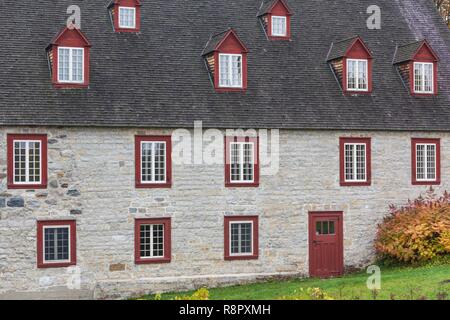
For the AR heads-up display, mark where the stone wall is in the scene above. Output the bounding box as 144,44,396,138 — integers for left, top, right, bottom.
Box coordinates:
0,126,447,299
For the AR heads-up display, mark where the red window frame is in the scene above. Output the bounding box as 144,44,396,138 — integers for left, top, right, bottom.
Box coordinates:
411,138,441,185
37,220,77,269
339,137,372,186
134,218,171,264
7,134,48,190
224,136,260,188
224,216,259,261
135,135,172,188
112,1,142,33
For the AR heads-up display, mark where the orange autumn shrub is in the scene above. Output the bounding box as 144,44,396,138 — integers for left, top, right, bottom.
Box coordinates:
375,189,450,263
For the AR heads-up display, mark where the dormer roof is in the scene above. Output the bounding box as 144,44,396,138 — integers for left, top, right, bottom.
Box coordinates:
46,26,91,50
327,36,373,62
257,0,293,17
107,0,142,9
393,40,439,64
202,29,249,56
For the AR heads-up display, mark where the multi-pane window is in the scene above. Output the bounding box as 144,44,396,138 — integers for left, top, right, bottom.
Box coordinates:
58,47,84,83
415,143,437,181
347,59,368,91
37,220,76,268
340,138,371,186
230,222,253,255
135,218,171,264
135,136,171,188
219,54,242,88
224,216,258,260
230,142,254,183
316,221,336,235
43,226,70,263
344,143,367,182
271,16,287,37
13,140,41,184
141,141,166,183
414,62,434,94
119,7,136,29
139,224,164,258
7,134,47,189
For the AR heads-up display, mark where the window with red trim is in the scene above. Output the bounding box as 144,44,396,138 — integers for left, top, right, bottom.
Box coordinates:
37,220,76,269
225,136,259,187
108,0,141,33
202,29,248,92
135,136,172,188
46,27,91,88
339,137,371,186
258,0,292,40
135,218,171,264
411,138,441,185
224,216,259,261
7,134,48,190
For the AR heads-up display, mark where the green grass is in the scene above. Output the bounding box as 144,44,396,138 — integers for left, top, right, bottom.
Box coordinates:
141,264,450,300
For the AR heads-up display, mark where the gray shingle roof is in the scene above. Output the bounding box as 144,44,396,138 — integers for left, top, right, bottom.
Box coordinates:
1,0,450,131
326,36,360,61
202,29,232,56
393,40,427,64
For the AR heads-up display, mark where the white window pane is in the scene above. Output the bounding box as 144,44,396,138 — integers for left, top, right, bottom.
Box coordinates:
13,140,41,184
414,63,433,93
58,48,70,81
347,60,356,89
219,54,242,88
141,142,166,183
416,144,425,180
119,7,136,28
230,142,254,182
140,224,164,258
272,16,286,36
344,143,366,182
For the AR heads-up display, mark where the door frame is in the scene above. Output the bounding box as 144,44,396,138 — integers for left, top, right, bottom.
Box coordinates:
308,211,344,277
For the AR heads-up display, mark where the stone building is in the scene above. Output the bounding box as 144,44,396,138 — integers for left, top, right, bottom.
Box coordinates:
1,0,450,299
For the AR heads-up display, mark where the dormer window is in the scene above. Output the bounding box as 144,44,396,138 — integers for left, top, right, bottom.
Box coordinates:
119,7,136,29
108,0,141,33
258,0,292,40
327,36,373,95
202,29,248,92
271,16,287,37
413,62,433,94
393,40,438,96
219,54,242,88
347,59,368,91
46,27,91,88
57,47,84,83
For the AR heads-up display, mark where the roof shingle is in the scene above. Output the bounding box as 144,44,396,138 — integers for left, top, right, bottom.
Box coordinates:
1,0,450,131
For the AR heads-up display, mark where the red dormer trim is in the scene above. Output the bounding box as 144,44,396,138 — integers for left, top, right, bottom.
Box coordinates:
212,29,248,93
48,27,91,89
264,0,293,40
409,41,439,96
342,37,373,95
110,0,142,33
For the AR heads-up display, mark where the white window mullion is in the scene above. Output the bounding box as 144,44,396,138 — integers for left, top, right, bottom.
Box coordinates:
239,144,244,182
151,143,156,183
25,141,30,183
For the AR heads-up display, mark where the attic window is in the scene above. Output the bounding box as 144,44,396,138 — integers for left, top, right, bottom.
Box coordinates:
393,40,438,96
327,36,373,95
413,62,433,94
109,0,141,33
219,54,243,88
258,0,292,40
119,7,136,29
58,47,84,83
347,59,368,91
202,29,248,92
46,27,91,88
271,16,287,37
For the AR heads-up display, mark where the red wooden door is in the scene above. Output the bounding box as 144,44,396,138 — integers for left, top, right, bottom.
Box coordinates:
309,212,344,278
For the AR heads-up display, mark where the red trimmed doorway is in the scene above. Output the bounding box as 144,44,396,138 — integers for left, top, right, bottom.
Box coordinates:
308,211,344,278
